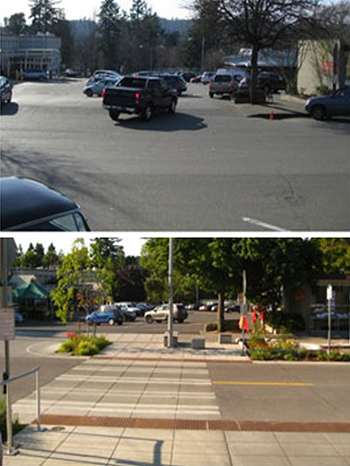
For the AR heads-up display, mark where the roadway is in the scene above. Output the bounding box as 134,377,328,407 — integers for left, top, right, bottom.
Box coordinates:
1,78,349,231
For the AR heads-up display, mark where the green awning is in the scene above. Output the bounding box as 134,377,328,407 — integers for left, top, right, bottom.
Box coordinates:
12,282,50,299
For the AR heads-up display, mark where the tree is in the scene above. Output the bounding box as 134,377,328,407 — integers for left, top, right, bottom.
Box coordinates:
98,0,121,69
116,264,148,301
42,243,61,268
3,13,27,35
51,239,116,322
313,238,350,275
29,0,62,34
191,0,318,102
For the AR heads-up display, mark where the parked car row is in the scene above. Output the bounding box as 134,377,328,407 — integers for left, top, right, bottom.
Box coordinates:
187,303,241,313
84,303,187,326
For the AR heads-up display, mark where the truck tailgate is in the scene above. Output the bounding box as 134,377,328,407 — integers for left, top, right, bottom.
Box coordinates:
103,87,142,107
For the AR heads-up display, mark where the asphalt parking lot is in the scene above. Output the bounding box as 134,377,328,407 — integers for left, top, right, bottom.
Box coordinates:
1,79,349,231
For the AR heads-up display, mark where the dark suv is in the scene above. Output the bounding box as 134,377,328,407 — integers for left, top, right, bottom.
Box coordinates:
257,72,286,92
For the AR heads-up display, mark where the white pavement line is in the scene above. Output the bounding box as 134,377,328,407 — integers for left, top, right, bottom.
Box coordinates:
243,216,288,232
57,376,212,385
72,366,209,375
41,388,216,398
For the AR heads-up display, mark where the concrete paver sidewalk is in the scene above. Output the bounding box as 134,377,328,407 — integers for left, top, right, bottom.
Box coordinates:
4,425,350,466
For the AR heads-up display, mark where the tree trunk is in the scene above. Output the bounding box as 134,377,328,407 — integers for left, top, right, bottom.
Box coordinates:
217,290,225,333
250,45,259,104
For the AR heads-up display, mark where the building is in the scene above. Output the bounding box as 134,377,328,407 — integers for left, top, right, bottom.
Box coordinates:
0,32,61,78
284,274,350,333
298,39,350,95
223,48,297,73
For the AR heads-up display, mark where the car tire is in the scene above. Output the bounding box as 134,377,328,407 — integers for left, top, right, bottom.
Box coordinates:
146,315,153,324
117,321,123,326
209,93,214,98
143,104,153,121
109,110,120,121
168,98,177,114
86,89,93,97
108,319,115,326
177,319,184,323
311,105,327,121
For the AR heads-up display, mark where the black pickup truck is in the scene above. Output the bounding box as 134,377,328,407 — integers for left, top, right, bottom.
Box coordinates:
102,76,178,121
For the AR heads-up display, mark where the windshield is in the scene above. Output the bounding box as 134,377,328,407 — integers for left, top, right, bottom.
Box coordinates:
117,77,146,89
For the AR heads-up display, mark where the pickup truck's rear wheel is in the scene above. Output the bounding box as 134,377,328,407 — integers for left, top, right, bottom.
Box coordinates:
109,110,120,121
209,93,214,98
168,98,177,114
143,104,153,121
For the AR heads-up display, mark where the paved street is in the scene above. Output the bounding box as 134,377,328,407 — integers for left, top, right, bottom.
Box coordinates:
2,334,350,466
1,79,349,231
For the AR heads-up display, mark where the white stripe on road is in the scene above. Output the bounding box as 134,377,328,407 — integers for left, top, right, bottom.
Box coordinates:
72,366,209,375
41,388,216,398
57,375,212,385
243,216,287,232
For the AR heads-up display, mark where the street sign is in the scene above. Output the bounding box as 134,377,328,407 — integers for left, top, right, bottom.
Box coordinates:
0,308,15,341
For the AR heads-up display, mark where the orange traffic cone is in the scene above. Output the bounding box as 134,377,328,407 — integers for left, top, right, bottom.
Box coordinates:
269,110,274,121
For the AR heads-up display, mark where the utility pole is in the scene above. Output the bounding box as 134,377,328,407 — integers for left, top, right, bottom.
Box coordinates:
201,37,205,73
0,239,17,458
167,238,174,348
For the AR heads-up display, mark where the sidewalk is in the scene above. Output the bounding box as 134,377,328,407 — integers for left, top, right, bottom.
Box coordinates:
4,334,350,466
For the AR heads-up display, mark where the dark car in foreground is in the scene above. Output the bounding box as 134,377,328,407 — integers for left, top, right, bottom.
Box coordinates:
0,76,12,104
305,87,350,120
102,76,178,121
0,177,90,231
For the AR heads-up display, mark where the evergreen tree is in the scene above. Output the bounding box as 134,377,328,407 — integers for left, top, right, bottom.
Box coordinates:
4,13,27,35
98,0,121,69
29,0,62,34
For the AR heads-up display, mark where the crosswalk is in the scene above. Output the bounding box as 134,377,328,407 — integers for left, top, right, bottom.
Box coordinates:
13,359,221,424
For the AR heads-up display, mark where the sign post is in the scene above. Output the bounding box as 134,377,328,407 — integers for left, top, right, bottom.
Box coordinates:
327,284,334,355
167,238,174,348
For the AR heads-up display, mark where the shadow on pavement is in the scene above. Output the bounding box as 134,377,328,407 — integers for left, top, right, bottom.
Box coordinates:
248,112,306,120
115,112,207,132
0,102,19,116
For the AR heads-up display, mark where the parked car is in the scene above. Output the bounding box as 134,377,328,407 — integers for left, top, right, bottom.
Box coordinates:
117,302,143,317
225,305,241,313
102,76,178,122
198,303,211,311
154,74,187,96
190,75,202,83
85,305,124,326
209,73,238,98
83,77,120,97
145,304,188,323
201,72,215,84
116,304,137,321
257,72,286,92
64,69,80,78
87,71,121,86
15,312,24,323
22,69,48,81
0,177,90,231
179,72,196,82
305,87,350,120
0,76,13,104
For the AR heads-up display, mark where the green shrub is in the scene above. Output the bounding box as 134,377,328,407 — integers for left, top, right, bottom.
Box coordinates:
57,334,111,356
0,399,22,442
267,311,305,332
316,84,332,95
73,341,99,356
205,322,218,332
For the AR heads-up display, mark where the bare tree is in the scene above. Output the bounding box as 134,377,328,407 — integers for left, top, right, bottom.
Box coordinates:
192,0,319,103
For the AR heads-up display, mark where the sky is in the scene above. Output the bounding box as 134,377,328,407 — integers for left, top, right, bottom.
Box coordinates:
10,234,149,256
0,0,191,22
